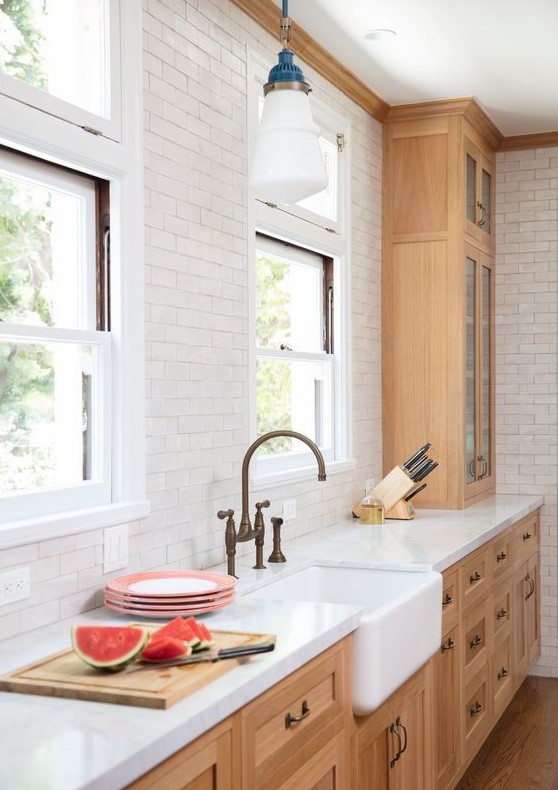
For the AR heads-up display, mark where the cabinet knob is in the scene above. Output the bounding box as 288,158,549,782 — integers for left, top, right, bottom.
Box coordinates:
469,571,482,585
469,635,483,649
522,531,532,541
442,637,456,652
496,607,508,621
470,701,483,717
442,593,453,606
285,700,311,729
497,667,509,682
496,551,507,563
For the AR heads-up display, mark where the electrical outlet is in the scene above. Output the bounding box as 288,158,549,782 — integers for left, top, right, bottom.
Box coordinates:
282,499,297,521
104,525,129,573
0,567,30,605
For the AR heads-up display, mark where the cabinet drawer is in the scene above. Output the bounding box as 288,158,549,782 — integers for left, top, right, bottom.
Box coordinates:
241,641,347,789
462,666,491,763
514,512,539,564
462,599,490,686
460,547,490,613
441,569,460,633
492,579,513,647
491,530,513,583
491,636,513,721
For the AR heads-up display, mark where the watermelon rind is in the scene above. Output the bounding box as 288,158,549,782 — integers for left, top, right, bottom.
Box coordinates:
72,625,148,672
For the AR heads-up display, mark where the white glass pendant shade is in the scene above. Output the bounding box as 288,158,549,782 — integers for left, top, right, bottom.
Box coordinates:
250,88,328,205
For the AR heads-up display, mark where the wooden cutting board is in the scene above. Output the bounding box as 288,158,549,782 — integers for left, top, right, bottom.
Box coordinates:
0,625,275,709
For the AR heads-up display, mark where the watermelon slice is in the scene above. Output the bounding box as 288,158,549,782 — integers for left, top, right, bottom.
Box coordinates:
149,616,201,649
72,625,148,672
185,617,215,651
141,636,192,663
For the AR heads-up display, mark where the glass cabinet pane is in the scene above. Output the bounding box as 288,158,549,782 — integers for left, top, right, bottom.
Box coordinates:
480,265,491,477
481,169,491,233
466,155,476,224
465,257,476,485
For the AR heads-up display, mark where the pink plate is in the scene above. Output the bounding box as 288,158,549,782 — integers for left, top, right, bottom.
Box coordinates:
106,570,236,598
103,585,235,606
103,591,235,611
103,596,234,618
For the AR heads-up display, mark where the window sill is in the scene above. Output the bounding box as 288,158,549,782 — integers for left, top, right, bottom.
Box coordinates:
251,458,357,492
0,500,151,551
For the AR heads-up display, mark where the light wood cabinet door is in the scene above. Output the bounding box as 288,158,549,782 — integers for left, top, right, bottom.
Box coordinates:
465,137,494,249
514,553,539,683
433,627,460,790
125,719,237,790
240,639,349,790
274,731,346,790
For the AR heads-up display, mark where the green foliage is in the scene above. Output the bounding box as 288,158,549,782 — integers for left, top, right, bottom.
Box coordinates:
255,255,292,455
0,0,47,88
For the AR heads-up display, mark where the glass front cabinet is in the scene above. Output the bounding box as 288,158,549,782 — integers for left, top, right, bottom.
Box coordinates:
465,243,494,500
465,138,493,247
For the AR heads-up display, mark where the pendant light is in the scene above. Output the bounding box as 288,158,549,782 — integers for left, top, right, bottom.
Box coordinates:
249,0,328,205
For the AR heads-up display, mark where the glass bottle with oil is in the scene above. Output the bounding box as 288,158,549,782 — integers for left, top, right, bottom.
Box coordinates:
359,480,385,525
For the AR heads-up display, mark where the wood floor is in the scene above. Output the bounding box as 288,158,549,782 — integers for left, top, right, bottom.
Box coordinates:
456,676,558,790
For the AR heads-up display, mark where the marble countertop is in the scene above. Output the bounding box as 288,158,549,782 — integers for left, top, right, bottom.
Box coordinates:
0,493,542,790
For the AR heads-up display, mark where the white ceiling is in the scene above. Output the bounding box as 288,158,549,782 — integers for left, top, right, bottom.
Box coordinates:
277,0,558,136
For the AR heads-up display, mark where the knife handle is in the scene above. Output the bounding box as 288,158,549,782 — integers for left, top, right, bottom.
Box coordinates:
218,642,275,659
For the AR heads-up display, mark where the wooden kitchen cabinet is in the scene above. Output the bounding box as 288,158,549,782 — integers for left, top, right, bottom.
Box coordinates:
351,663,432,790
433,626,460,790
514,553,539,683
125,718,238,790
240,638,350,790
382,98,498,509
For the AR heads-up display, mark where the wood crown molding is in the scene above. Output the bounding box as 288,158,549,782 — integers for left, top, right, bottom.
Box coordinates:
230,0,389,121
498,131,558,151
232,0,557,150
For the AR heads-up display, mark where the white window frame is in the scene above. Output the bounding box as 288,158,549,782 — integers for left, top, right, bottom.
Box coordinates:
0,0,122,141
248,51,354,487
0,2,146,549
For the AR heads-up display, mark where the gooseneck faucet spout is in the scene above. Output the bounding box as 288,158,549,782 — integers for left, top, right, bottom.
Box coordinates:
236,430,327,541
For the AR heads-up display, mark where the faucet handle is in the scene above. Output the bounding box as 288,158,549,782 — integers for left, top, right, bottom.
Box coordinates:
255,500,270,510
218,509,237,578
217,508,235,520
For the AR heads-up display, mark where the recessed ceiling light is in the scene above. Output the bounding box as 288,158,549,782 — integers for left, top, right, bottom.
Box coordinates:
364,29,397,42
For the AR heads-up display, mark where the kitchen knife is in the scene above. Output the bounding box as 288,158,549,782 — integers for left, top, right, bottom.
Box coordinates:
409,457,432,481
128,641,276,672
413,460,438,483
404,483,427,502
402,443,432,471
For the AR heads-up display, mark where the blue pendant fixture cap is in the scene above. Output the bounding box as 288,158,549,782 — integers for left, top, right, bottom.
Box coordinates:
267,49,308,87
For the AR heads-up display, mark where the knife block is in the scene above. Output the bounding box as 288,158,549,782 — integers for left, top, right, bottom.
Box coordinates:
385,498,416,520
352,465,415,519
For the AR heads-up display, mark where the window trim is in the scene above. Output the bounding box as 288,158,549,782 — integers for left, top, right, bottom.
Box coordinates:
0,0,122,141
0,2,147,549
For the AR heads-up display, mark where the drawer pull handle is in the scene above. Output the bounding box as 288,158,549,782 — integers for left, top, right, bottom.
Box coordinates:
469,571,482,585
469,635,482,649
396,716,408,756
442,637,455,652
523,531,532,541
442,593,453,606
389,721,402,767
496,607,508,620
525,574,535,601
470,702,483,717
497,667,509,682
496,551,507,562
285,700,310,729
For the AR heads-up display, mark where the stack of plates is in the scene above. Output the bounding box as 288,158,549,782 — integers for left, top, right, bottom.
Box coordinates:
103,570,236,618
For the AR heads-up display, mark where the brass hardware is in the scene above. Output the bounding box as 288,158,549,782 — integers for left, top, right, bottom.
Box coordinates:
220,430,326,577
525,574,535,601
468,459,476,479
442,593,453,606
217,509,237,578
396,717,408,755
442,637,456,652
469,635,482,649
522,531,532,541
470,701,483,716
482,459,488,478
477,201,488,228
496,607,508,620
497,667,509,681
389,721,402,767
496,550,507,563
285,699,310,728
469,571,482,584
268,516,286,563
253,500,270,570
